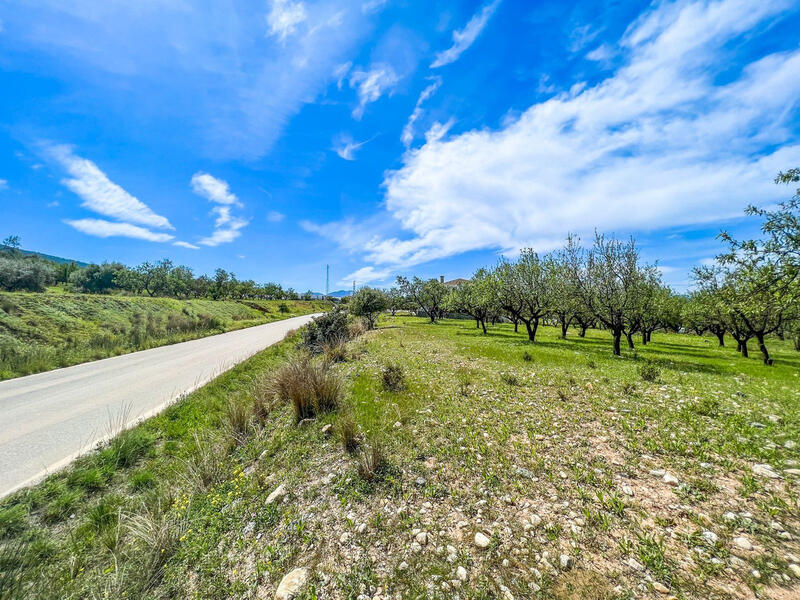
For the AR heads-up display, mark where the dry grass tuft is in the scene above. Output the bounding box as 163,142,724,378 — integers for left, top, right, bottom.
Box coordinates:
356,442,387,481
550,570,616,600
337,410,360,454
270,355,343,421
223,397,252,446
348,318,367,339
322,339,349,363
381,363,405,391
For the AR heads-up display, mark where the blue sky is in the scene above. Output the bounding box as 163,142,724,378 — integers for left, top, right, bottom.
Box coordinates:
1,0,799,292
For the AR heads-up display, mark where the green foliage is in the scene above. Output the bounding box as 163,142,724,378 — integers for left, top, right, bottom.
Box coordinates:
380,363,406,391
300,307,350,353
349,287,388,329
638,360,660,382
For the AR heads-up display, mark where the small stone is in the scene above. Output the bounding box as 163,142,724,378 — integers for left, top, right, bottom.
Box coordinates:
789,564,800,578
502,559,510,567
530,514,542,527
393,421,402,428
621,484,634,496
722,512,736,521
243,520,255,536
416,531,429,545
321,423,333,435
456,566,467,581
340,532,350,544
356,523,367,534
626,558,644,571
652,582,669,594
474,531,491,549
499,584,515,600
650,469,666,477
702,530,718,545
415,477,426,486
559,554,573,570
663,472,679,486
733,536,753,551
750,422,765,429
266,484,287,505
751,569,761,579
752,463,780,479
785,440,797,449
784,469,800,476
398,562,408,571
516,467,534,479
275,567,310,600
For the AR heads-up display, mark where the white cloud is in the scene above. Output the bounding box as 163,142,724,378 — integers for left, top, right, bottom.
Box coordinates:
190,173,249,246
308,0,800,281
7,2,375,159
0,179,7,190
173,241,200,249
267,210,285,222
65,218,174,242
586,44,614,63
349,64,399,119
401,77,442,147
267,0,307,41
190,172,241,206
431,0,501,68
47,144,172,230
333,133,371,160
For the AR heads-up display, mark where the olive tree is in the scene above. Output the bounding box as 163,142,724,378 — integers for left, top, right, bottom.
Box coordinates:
397,276,447,322
350,287,388,329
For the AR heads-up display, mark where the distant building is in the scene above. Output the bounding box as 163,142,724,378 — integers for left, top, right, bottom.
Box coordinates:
442,277,470,287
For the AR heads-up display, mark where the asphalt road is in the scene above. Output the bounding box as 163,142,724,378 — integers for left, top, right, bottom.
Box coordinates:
0,313,321,498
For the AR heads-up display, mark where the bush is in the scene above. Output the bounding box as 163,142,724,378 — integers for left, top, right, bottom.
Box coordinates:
271,356,343,421
381,363,405,392
300,308,350,353
639,360,660,382
349,287,388,330
0,257,55,292
322,338,349,363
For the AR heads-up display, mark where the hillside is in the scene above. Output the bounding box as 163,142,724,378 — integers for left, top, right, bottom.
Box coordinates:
1,316,797,599
0,292,329,380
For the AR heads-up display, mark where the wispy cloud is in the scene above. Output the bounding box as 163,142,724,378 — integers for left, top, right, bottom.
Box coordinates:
190,172,241,206
47,144,173,230
349,64,399,119
267,0,307,41
0,179,7,190
401,77,442,147
431,0,501,68
65,219,174,242
173,241,200,249
308,0,800,283
267,210,285,222
333,133,371,160
190,172,249,246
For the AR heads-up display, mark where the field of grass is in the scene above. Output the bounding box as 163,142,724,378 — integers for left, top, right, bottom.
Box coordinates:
1,316,799,599
0,292,329,380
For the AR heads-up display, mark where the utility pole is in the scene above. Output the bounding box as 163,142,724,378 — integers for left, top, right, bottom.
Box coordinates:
352,280,356,295
325,264,329,297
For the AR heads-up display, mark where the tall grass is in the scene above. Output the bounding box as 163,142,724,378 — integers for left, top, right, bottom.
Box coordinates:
270,356,343,421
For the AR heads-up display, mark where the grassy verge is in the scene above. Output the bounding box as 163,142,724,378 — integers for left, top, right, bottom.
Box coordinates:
1,317,799,599
0,292,329,380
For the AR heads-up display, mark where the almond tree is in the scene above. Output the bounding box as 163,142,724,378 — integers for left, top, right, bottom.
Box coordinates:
444,269,496,334
397,276,447,323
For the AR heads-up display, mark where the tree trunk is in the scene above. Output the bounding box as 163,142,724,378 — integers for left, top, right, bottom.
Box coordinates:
794,335,800,352
646,330,652,343
612,330,622,356
480,319,487,335
715,331,724,346
513,317,519,333
756,333,772,365
626,331,635,350
476,318,480,329
741,340,749,357
641,332,647,345
531,318,539,342
579,326,587,338
560,317,568,339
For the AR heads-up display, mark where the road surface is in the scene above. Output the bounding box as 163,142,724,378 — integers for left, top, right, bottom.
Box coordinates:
0,313,321,498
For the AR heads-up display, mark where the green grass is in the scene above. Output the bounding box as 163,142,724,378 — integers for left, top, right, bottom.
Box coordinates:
1,317,798,599
0,292,329,380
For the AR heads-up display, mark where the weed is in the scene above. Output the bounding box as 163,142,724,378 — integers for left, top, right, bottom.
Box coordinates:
67,467,106,492
522,351,532,362
338,411,360,454
99,429,154,470
381,363,406,392
356,442,388,482
501,372,520,386
223,397,252,446
638,360,660,383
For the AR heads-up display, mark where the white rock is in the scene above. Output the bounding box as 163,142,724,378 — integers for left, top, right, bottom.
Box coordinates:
702,530,719,545
393,421,402,429
530,514,542,527
753,463,780,479
663,472,679,486
789,564,800,578
416,532,429,545
785,440,797,449
356,523,367,534
321,423,333,435
398,562,408,571
733,536,753,551
499,584,515,600
456,566,467,581
621,484,634,497
275,567,310,600
266,484,287,505
559,554,573,570
474,531,491,549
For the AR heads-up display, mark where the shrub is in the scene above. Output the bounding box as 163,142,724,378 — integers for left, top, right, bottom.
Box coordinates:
522,351,532,362
278,302,290,313
501,372,520,386
300,308,350,353
322,338,349,363
348,318,367,339
0,295,18,315
381,363,405,392
349,287,388,330
0,257,55,292
639,360,660,383
270,356,343,421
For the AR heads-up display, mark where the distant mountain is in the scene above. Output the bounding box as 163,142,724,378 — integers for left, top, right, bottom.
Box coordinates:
308,289,352,299
2,247,90,268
